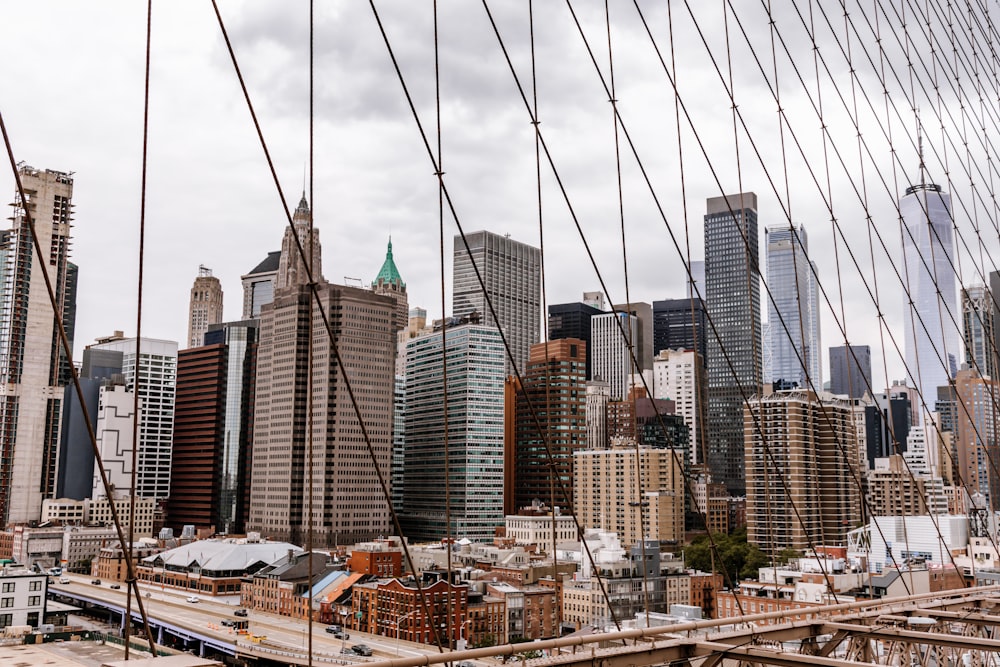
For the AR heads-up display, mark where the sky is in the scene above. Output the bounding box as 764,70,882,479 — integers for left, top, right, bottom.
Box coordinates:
1,1,998,393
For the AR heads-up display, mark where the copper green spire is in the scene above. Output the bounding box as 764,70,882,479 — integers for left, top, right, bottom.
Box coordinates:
373,237,405,288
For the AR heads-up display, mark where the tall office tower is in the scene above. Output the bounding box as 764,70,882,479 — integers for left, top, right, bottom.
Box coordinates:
372,238,408,333
765,225,820,389
87,335,179,501
250,196,396,545
900,168,960,419
652,298,707,363
90,379,136,497
509,339,587,515
591,310,640,401
829,344,872,399
585,379,610,449
453,230,541,376
169,320,258,535
745,389,859,555
0,166,76,524
952,368,1000,509
390,375,406,515
548,301,604,380
401,317,505,541
962,284,996,379
187,265,224,348
56,346,123,500
573,444,685,545
687,261,705,301
704,192,761,495
652,348,706,464
614,302,653,373
241,250,280,319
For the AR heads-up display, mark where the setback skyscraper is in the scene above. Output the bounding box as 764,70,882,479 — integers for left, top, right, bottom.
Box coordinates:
829,344,872,399
0,165,77,523
248,195,396,545
187,265,224,348
704,192,761,495
962,283,996,380
453,230,541,376
901,166,960,419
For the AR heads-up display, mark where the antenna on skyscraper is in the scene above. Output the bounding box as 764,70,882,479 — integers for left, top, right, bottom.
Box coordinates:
916,107,926,187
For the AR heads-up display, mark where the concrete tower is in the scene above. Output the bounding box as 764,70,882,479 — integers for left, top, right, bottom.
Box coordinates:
248,195,396,545
187,265,224,348
0,165,77,523
453,230,541,376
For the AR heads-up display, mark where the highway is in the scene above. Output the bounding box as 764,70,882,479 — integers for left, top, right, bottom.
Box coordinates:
49,572,482,662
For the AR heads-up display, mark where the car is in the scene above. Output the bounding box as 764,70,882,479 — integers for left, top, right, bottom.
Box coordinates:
331,630,349,639
324,625,343,634
58,577,70,584
91,579,101,585
351,644,373,656
186,596,200,603
221,619,235,627
341,647,354,655
110,584,121,590
234,608,248,617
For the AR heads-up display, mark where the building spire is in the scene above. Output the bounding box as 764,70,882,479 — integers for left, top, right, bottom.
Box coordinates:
373,236,405,288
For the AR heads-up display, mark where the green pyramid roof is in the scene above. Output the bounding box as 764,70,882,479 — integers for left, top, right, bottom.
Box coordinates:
374,238,405,288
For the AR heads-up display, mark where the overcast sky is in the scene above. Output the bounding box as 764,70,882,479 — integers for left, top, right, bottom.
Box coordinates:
2,1,997,392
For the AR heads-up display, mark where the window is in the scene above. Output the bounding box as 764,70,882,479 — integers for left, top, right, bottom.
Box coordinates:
0,614,10,628
0,598,12,608
28,596,40,606
29,581,41,591
1,583,12,593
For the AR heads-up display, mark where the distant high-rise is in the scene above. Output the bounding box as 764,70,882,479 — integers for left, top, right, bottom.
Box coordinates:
652,348,706,465
86,335,179,502
548,301,604,380
614,302,653,373
746,389,859,555
952,368,1000,509
652,298,707,361
509,339,587,515
453,230,541,376
962,284,996,380
829,344,872,399
241,251,280,319
169,320,258,535
187,265,224,348
0,165,77,523
372,237,408,332
901,168,960,418
705,192,761,495
765,225,820,388
248,195,396,545
591,310,640,401
401,319,506,541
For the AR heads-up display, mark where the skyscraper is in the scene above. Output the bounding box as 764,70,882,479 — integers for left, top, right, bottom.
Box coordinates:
829,344,872,399
745,389,859,555
453,230,541,376
241,251,280,320
187,265,224,348
704,192,761,495
0,165,77,524
765,225,820,389
401,317,505,541
962,284,996,380
590,310,640,401
510,339,587,515
86,335,179,502
248,195,396,545
901,168,960,418
372,237,408,333
548,300,604,380
652,298,707,362
169,320,258,535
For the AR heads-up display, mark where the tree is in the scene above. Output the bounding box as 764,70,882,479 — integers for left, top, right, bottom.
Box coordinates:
682,528,769,582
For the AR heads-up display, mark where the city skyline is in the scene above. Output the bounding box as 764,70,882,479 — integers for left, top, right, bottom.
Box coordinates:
3,2,997,396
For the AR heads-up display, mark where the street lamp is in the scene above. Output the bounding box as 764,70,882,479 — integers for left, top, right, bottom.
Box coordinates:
394,609,420,657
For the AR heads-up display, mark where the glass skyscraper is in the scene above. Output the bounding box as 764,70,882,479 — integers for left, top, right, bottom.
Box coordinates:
705,192,761,495
765,225,821,389
401,322,505,542
900,178,960,418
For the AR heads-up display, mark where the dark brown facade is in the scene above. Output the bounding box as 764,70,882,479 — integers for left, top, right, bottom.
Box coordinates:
167,344,226,532
509,340,587,515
